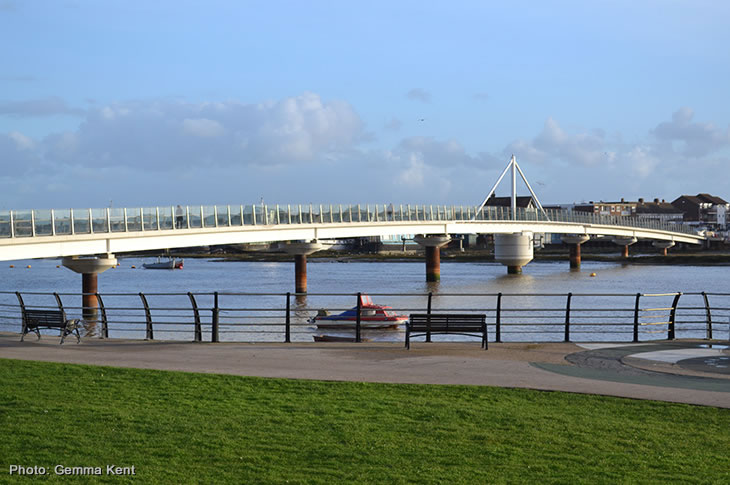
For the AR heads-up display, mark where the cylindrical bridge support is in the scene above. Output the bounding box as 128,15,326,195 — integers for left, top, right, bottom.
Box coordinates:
62,255,117,337
81,273,98,321
295,254,307,293
495,233,534,274
652,240,675,256
425,246,441,282
561,235,589,269
414,235,451,282
612,236,637,259
280,241,325,293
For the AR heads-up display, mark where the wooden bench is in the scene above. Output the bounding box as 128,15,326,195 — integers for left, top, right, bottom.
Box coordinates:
406,313,488,349
21,309,81,344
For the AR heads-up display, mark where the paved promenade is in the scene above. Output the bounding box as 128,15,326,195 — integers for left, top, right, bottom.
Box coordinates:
1,333,727,408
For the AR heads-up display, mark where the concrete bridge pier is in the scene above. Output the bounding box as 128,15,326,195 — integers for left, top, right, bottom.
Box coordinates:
414,235,451,281
612,237,637,258
561,234,590,269
494,233,534,274
280,241,325,293
62,255,117,333
652,240,675,256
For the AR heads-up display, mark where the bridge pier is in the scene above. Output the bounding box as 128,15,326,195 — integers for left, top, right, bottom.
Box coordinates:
612,237,637,258
494,233,533,274
652,240,675,256
561,235,590,268
62,255,117,333
295,254,307,293
280,241,325,293
414,235,451,282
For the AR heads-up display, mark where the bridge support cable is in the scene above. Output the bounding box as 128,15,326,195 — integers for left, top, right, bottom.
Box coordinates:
474,155,549,220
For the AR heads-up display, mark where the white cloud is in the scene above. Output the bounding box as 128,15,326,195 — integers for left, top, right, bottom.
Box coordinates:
182,118,225,138
531,118,609,166
0,131,41,175
396,153,426,187
625,145,660,177
652,107,730,157
37,93,364,170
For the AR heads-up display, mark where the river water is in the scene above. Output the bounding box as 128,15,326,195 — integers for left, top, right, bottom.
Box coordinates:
2,257,729,343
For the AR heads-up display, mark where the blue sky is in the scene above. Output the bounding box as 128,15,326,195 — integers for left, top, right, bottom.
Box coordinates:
1,0,729,209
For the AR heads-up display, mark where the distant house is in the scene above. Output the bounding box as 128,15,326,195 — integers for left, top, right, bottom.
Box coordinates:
573,198,636,217
635,198,685,223
671,194,729,226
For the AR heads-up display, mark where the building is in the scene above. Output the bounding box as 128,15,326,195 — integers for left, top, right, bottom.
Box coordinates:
635,198,685,223
671,194,729,227
573,199,636,217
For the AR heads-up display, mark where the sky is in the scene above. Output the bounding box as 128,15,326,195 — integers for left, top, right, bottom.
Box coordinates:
1,0,729,210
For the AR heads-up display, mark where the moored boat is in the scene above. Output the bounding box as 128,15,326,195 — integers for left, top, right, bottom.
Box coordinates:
142,258,183,269
308,294,407,329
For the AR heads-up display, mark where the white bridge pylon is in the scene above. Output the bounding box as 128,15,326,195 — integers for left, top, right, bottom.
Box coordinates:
475,154,549,220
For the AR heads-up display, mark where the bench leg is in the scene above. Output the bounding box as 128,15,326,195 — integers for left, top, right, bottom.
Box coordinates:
405,331,410,349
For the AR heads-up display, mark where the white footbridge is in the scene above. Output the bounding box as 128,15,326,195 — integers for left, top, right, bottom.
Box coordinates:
0,200,704,262
0,155,705,286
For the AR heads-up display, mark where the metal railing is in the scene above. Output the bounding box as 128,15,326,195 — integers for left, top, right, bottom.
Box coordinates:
0,204,699,238
1,290,727,344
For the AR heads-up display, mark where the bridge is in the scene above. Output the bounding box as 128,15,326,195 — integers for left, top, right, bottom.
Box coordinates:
0,155,706,300
0,202,702,260
0,201,703,288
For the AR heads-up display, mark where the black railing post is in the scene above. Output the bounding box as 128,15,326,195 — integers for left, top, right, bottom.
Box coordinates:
285,292,291,343
496,293,502,343
702,292,713,340
96,293,108,339
668,293,682,340
426,292,433,343
188,292,202,342
212,291,220,343
564,292,572,342
355,292,362,343
633,293,641,343
139,292,153,340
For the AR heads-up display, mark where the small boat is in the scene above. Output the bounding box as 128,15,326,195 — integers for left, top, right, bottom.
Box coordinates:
308,294,407,329
142,257,183,270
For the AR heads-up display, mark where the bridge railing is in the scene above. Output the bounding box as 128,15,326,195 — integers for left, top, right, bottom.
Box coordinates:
0,204,698,238
1,290,727,344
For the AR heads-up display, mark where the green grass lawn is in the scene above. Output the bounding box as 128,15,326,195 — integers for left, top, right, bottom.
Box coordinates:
1,358,728,484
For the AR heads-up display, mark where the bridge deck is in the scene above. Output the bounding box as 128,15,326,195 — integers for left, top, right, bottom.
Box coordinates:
0,204,704,261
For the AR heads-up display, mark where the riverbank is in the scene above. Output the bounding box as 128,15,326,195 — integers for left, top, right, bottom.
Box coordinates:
156,248,730,265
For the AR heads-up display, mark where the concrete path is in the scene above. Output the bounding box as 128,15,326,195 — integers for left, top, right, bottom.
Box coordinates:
1,333,728,408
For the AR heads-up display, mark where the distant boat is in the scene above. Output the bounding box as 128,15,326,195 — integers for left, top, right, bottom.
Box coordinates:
142,258,183,270
308,294,407,329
